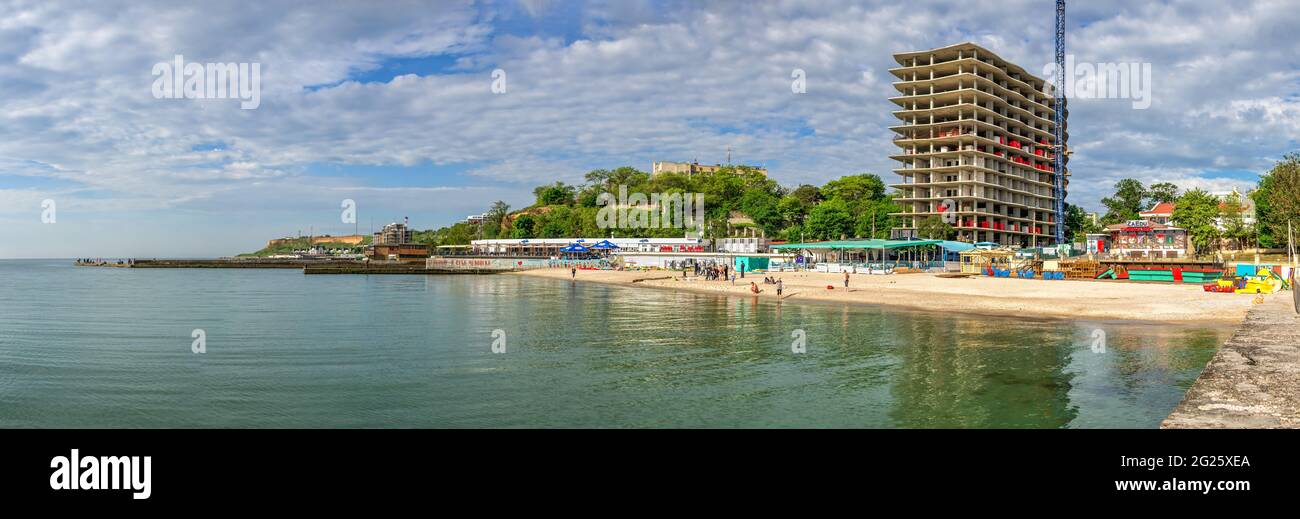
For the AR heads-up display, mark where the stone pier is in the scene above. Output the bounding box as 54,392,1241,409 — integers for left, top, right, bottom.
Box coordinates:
1163,294,1300,428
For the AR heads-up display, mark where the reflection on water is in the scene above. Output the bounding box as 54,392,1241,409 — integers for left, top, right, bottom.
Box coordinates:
0,260,1230,428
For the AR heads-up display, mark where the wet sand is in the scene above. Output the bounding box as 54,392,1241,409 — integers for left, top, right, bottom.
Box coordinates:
513,268,1261,324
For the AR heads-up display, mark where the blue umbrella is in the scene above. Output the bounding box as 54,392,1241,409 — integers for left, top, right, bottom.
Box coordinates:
559,243,590,253
590,240,619,250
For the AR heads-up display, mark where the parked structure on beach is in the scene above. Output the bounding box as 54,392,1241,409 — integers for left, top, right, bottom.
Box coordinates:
367,219,428,262
887,42,1067,247
1103,220,1190,259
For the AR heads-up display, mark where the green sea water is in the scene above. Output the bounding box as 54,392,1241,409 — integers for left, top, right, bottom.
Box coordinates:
0,260,1230,428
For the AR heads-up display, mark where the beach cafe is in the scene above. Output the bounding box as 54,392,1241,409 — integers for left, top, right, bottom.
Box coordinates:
769,239,976,272
559,242,592,256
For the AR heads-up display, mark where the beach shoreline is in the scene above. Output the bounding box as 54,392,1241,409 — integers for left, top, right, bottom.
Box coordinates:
511,267,1260,324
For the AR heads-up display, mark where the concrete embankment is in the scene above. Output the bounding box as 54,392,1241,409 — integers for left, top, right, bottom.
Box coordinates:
1163,294,1300,428
127,259,323,268
303,264,514,274
79,258,531,274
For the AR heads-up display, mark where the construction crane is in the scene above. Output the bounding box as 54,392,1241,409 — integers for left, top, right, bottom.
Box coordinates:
1053,0,1067,244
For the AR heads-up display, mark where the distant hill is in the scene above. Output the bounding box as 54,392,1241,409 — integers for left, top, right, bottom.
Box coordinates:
239,235,371,257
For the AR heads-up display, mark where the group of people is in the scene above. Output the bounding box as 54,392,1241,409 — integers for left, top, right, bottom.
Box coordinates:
761,276,784,297
680,262,788,297
78,258,133,265
691,263,735,283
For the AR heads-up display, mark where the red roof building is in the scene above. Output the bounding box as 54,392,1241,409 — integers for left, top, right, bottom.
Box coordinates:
1138,202,1175,225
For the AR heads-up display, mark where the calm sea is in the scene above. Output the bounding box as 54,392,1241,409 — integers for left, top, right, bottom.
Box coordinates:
0,259,1230,428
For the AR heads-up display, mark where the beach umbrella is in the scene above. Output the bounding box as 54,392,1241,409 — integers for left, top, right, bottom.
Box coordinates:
590,240,619,250
559,243,590,253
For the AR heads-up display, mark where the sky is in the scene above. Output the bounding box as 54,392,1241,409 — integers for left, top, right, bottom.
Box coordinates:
1,0,1297,258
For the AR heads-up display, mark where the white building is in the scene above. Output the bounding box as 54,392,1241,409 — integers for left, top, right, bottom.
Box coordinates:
716,237,769,254
470,237,708,256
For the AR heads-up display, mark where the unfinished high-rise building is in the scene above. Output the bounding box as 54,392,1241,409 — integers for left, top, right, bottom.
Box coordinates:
888,42,1068,246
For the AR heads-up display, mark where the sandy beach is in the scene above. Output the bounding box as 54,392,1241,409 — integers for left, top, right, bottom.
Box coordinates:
513,267,1263,324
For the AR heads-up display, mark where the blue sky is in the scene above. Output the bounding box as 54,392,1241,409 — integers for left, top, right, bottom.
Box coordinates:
1,0,1298,258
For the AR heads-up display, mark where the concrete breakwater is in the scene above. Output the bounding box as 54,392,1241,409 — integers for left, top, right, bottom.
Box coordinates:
1163,294,1300,428
303,263,510,274
77,257,552,274
302,257,550,274
129,259,320,268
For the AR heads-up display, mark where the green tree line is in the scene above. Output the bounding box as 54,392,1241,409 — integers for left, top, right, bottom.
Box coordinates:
1075,153,1300,255
418,166,904,246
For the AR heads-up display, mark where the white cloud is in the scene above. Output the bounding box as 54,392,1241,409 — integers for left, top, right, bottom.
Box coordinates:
1,0,1298,256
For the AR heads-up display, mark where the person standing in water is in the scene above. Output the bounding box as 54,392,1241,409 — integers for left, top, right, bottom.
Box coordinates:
843,270,849,289
571,266,576,280
776,278,783,298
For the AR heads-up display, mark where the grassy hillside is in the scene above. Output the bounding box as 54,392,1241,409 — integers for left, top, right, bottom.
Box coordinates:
238,237,371,257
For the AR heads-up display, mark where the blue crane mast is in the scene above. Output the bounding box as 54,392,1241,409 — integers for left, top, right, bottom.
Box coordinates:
1053,0,1068,244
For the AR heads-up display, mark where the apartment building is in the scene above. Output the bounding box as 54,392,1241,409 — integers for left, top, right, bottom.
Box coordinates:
372,220,414,245
888,42,1068,246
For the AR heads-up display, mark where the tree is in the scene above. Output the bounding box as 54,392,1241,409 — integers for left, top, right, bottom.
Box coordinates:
1173,189,1221,255
482,200,510,239
1064,203,1102,243
1263,153,1300,249
510,214,537,239
1100,179,1148,225
1148,182,1180,204
738,190,781,234
776,195,810,228
822,174,886,202
1219,193,1249,250
821,173,887,218
432,222,474,245
916,215,956,240
533,182,576,206
788,184,822,206
855,198,902,239
805,199,853,240
1251,177,1277,248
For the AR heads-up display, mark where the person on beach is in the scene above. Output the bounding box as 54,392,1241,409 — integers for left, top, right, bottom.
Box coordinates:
844,271,849,289
750,282,760,294
776,278,783,298
740,264,745,279
571,267,576,280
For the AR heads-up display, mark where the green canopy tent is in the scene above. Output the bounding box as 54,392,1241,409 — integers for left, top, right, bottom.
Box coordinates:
770,239,946,266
